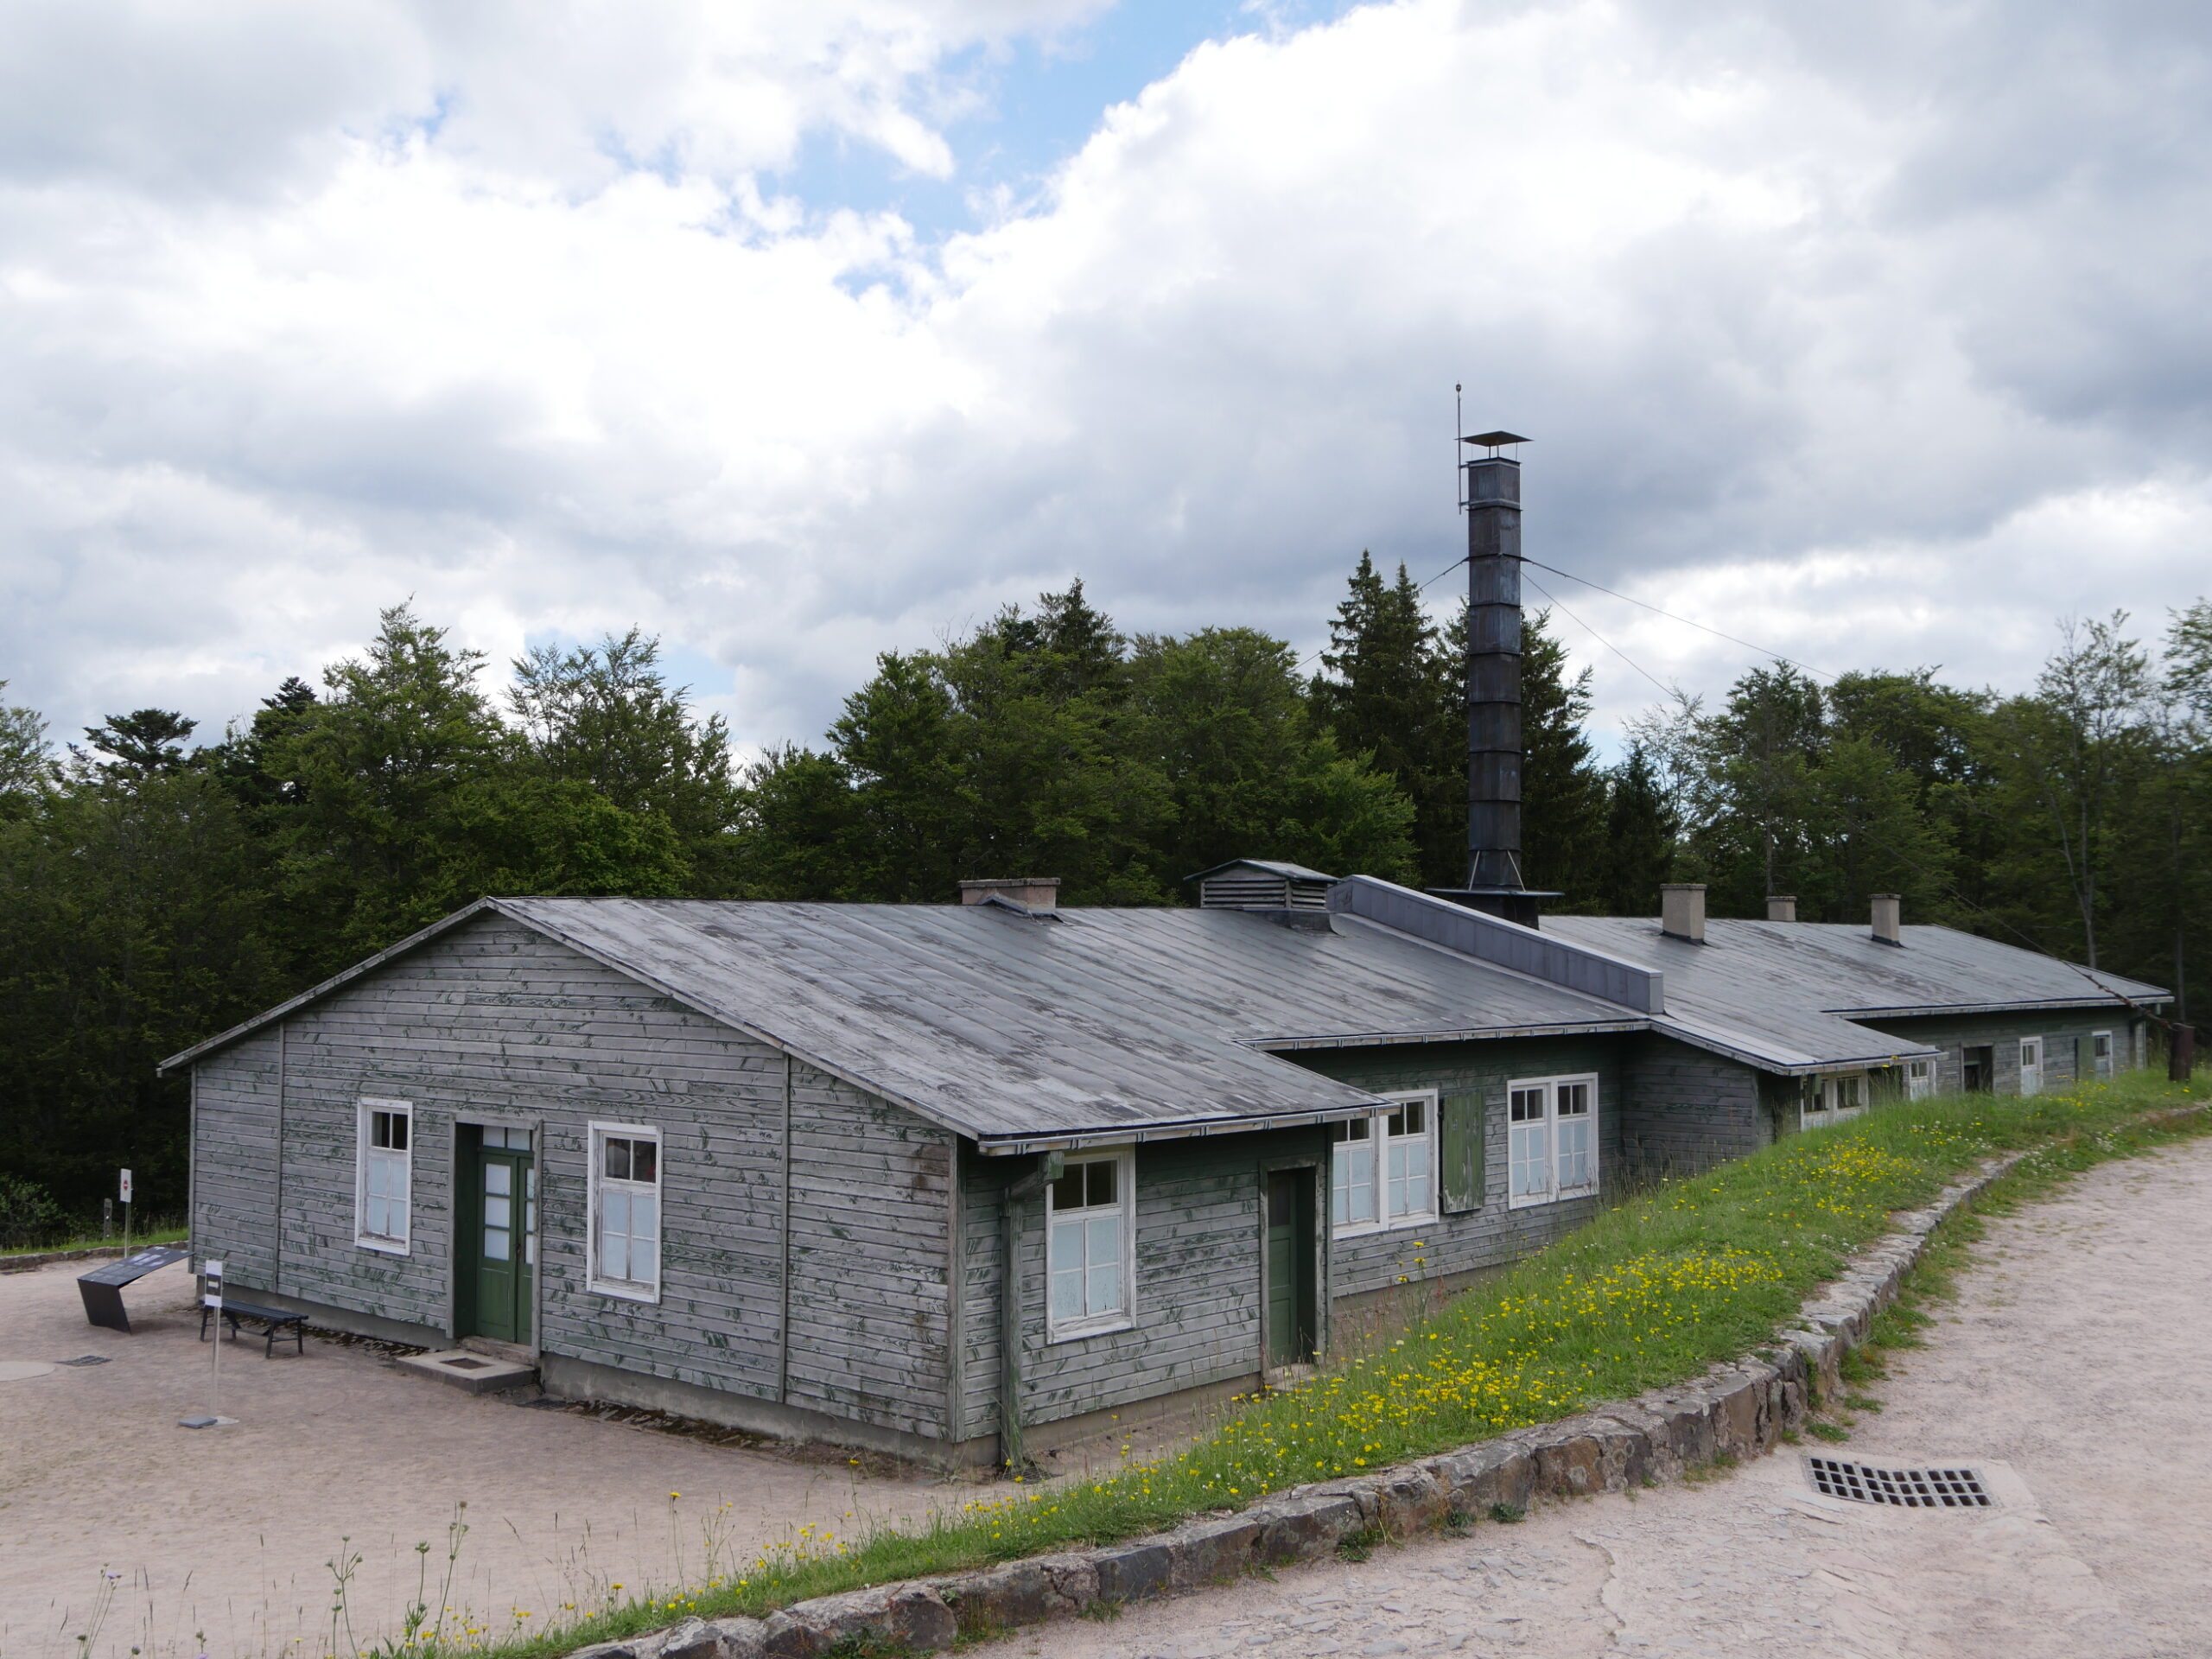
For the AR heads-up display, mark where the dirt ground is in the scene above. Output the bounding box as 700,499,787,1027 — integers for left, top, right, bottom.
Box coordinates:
0,1265,949,1659
982,1134,2212,1659
8,1135,2207,1659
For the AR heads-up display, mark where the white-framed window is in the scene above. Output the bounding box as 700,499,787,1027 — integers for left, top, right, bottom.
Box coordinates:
1330,1093,1435,1235
1905,1059,1936,1101
1800,1072,1869,1129
2018,1036,2044,1098
1506,1076,1599,1209
588,1122,662,1301
2091,1030,2114,1080
355,1098,413,1254
1046,1148,1134,1340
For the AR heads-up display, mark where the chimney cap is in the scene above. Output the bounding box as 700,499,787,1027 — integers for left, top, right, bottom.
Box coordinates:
1462,430,1530,450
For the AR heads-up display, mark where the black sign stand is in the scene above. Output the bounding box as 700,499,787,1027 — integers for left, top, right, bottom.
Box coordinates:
77,1245,190,1332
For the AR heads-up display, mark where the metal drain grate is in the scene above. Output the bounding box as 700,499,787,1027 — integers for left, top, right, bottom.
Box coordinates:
56,1355,111,1367
1808,1457,1991,1508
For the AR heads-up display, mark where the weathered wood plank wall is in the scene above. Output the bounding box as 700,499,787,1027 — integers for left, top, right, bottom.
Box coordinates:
1295,1035,1628,1300
189,912,960,1443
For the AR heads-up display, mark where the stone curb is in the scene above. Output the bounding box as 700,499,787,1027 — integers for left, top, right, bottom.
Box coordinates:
0,1244,136,1273
559,1149,2035,1659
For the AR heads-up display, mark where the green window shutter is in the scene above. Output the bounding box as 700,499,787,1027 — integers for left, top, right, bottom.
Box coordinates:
1440,1091,1484,1213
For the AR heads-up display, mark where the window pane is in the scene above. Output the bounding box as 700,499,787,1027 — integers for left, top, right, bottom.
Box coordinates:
483,1222,510,1261
604,1186,631,1237
1558,1114,1592,1190
635,1140,658,1184
1510,1122,1548,1198
1402,1100,1424,1135
632,1191,657,1240
600,1230,629,1283
1049,1219,1085,1319
1050,1264,1083,1321
1558,1084,1588,1116
1347,1145,1376,1223
1086,1213,1120,1272
1085,1160,1116,1207
632,1235,658,1288
605,1138,631,1181
1049,1168,1083,1211
1331,1147,1352,1227
1385,1107,1406,1137
485,1192,511,1230
1510,1089,1542,1123
1087,1258,1121,1316
485,1161,511,1198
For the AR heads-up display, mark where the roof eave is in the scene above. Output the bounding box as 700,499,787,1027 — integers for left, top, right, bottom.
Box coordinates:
1840,996,2170,1020
976,1101,1388,1156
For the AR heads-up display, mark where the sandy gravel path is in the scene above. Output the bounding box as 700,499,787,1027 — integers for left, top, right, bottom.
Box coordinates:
0,1265,944,1659
983,1134,2212,1659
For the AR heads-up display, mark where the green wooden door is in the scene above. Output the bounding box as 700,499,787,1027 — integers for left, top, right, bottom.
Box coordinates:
1265,1170,1316,1368
467,1143,534,1344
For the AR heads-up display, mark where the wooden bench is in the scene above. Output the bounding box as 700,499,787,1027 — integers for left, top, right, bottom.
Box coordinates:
198,1300,308,1357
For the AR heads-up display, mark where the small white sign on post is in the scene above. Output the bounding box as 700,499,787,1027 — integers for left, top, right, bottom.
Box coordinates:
119,1168,133,1260
204,1258,225,1421
118,1169,132,1205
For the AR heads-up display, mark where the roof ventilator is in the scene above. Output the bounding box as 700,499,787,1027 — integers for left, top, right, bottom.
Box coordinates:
1190,860,1335,912
1767,894,1797,922
959,878,1062,918
1871,893,1903,946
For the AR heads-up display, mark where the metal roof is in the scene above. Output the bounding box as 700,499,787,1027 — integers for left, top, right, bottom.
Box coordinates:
502,897,1644,1148
1543,915,2166,1067
158,889,2168,1149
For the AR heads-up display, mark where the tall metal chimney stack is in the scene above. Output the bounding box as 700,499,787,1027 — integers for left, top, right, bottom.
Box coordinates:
1433,429,1558,928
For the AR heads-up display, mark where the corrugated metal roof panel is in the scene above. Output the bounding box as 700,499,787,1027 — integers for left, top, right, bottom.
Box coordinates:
501,898,1643,1142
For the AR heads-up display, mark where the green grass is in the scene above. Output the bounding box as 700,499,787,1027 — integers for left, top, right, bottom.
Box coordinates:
0,1222,186,1260
378,1070,2207,1659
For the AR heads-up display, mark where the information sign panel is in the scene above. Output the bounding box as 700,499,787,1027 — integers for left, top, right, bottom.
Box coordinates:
77,1245,190,1333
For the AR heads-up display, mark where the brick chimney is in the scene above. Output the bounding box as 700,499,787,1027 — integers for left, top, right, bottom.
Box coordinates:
1661,883,1707,943
1871,893,1902,945
1766,895,1797,922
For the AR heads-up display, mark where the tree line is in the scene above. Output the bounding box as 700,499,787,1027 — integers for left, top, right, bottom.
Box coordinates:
2,563,2205,1227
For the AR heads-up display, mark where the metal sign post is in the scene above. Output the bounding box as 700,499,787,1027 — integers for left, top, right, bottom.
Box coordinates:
118,1169,132,1263
207,1258,221,1418
181,1259,226,1428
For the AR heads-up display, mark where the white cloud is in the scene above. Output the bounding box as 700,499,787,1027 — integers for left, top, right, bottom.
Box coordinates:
2,0,2209,756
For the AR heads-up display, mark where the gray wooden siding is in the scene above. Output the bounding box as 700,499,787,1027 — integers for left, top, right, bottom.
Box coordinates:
189,912,960,1442
1858,1010,2132,1096
1292,1036,1628,1300
784,1063,954,1440
957,1128,1323,1438
190,1029,283,1288
1617,1034,1770,1175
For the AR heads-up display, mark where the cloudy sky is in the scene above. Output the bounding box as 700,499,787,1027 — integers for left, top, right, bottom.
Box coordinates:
3,0,2209,762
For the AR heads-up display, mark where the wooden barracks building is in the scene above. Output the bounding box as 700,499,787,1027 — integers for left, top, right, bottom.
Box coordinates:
166,439,2168,1470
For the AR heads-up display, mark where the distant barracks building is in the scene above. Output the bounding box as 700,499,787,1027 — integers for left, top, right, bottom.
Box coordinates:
166,438,2169,1469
